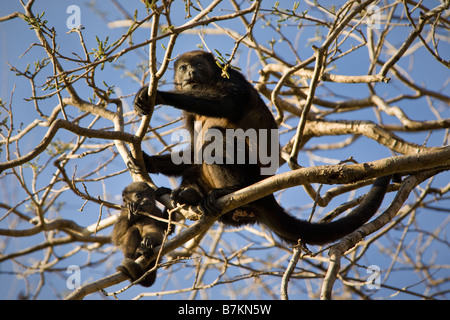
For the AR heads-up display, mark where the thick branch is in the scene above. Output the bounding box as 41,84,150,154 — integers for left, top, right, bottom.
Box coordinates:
217,147,450,213
304,120,426,155
263,63,389,84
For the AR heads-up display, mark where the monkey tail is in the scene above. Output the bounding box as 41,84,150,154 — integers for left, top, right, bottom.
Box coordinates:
257,175,392,245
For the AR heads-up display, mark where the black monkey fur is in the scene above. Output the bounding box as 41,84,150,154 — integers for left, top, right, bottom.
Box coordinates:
134,50,391,245
112,182,171,287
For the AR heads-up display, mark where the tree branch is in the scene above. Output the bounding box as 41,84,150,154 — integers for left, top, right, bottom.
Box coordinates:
64,209,221,300
0,119,138,174
320,169,439,299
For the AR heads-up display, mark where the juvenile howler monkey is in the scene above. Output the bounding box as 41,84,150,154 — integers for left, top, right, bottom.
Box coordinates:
133,50,391,245
112,182,171,287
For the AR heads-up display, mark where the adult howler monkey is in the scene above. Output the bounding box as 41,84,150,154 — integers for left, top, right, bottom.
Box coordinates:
112,182,171,287
133,50,391,245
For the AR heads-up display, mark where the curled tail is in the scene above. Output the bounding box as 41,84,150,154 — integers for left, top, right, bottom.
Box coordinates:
258,175,392,245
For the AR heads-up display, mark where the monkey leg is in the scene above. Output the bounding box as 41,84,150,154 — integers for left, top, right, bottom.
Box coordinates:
200,187,258,225
139,224,165,259
172,161,253,206
199,162,261,223
121,227,142,259
171,166,204,206
117,230,162,287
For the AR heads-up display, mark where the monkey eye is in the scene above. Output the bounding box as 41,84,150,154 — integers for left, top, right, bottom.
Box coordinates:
135,192,143,199
179,65,187,72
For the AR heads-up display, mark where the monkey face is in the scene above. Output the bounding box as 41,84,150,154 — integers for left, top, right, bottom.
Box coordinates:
174,51,217,91
122,182,156,220
175,61,211,90
125,195,155,219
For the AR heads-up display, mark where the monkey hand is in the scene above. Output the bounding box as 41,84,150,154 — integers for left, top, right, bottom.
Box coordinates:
126,151,142,174
137,236,156,260
134,86,167,115
171,186,203,207
126,150,157,174
134,86,152,115
126,202,140,220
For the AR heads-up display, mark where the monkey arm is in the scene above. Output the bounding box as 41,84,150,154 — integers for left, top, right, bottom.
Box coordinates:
143,152,192,176
128,151,192,177
156,89,245,119
134,84,248,120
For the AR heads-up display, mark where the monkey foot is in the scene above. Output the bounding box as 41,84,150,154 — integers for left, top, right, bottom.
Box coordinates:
116,258,143,280
199,188,234,216
117,258,156,287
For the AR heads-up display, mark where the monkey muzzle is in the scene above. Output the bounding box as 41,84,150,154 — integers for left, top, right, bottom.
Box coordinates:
127,200,154,220
182,78,199,90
